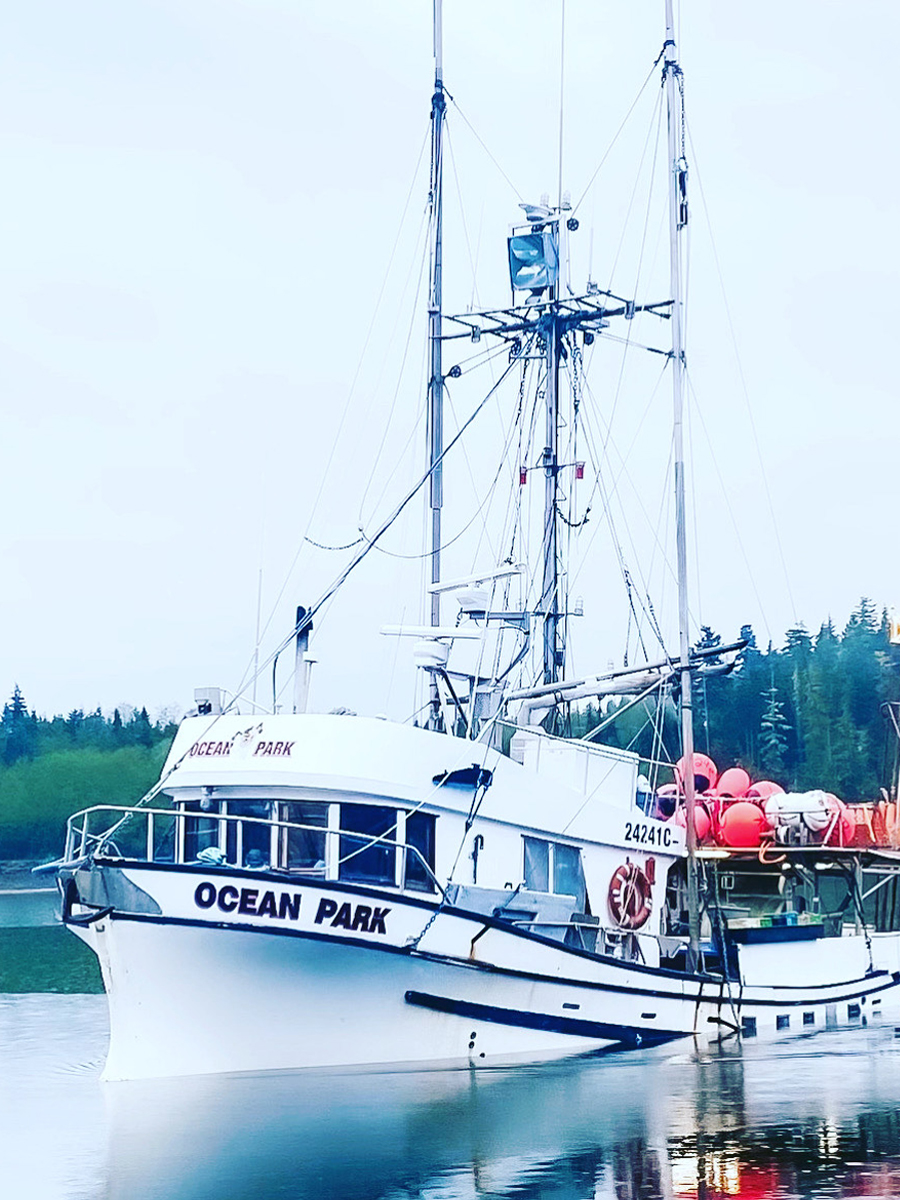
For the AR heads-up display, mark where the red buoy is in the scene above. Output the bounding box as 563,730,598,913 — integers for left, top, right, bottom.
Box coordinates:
719,800,767,848
746,779,785,800
717,767,751,799
675,752,719,793
673,802,712,842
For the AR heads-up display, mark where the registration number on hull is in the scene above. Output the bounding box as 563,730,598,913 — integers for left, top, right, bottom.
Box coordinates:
624,820,674,848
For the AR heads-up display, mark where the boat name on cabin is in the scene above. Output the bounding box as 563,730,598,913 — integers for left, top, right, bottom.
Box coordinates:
188,739,294,758
193,882,391,934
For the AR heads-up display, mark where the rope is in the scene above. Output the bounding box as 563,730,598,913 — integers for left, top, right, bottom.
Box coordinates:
304,535,365,552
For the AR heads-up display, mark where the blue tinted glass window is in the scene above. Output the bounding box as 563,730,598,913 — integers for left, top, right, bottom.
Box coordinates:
340,804,396,885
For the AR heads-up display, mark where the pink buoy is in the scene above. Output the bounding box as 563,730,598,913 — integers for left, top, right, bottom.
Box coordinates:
746,779,785,800
717,767,751,799
718,800,767,848
672,802,712,843
675,752,719,793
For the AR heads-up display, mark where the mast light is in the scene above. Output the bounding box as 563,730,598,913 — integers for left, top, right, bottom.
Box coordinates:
508,230,558,293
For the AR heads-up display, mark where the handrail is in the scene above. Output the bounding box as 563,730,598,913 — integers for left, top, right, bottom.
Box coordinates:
62,804,445,898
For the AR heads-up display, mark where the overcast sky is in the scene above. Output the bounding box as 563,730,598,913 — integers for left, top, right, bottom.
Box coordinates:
2,1,898,721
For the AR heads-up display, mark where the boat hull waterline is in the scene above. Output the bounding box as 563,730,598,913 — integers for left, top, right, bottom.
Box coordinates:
64,863,900,1081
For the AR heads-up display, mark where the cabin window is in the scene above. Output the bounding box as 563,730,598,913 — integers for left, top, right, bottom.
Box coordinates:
404,811,436,892
554,844,586,907
523,837,550,892
523,837,586,910
339,804,396,886
225,800,272,869
183,801,221,862
281,802,328,872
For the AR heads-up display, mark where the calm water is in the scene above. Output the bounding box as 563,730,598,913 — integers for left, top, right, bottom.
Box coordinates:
4,891,900,1199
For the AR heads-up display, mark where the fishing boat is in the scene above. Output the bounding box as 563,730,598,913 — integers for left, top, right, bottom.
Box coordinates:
46,1,900,1080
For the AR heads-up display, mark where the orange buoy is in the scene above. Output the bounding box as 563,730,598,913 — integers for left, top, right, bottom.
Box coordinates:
717,767,751,798
718,800,768,848
746,780,785,800
673,802,712,842
675,752,718,793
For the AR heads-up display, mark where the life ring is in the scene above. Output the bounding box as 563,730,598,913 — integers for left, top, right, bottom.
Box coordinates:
608,861,652,930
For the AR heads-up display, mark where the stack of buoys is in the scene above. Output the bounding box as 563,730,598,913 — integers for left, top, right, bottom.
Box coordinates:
660,753,855,849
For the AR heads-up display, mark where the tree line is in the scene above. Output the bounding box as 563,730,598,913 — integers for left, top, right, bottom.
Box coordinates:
0,689,177,862
581,598,900,801
0,686,178,766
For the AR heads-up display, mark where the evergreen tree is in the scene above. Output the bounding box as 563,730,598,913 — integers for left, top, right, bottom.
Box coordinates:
759,682,791,778
691,626,722,757
1,685,36,765
66,709,85,743
131,706,154,748
724,625,766,768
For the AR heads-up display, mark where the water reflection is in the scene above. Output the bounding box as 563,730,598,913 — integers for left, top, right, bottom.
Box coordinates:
104,1030,900,1200
5,994,900,1200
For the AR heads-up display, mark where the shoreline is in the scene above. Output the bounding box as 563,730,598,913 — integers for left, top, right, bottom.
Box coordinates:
0,862,47,891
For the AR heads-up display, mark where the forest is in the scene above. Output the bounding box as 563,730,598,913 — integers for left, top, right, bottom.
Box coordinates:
0,694,176,861
588,597,900,801
1,597,899,862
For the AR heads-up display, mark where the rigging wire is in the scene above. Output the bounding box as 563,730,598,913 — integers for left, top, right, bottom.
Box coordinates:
446,96,524,203
686,122,797,626
684,369,771,643
443,382,500,566
233,127,431,701
252,357,524,700
355,211,432,527
568,360,673,658
571,57,660,216
354,338,534,567
604,84,665,297
355,334,511,553
444,126,483,314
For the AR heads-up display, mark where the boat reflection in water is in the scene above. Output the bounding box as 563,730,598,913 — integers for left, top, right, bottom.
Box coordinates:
104,1027,900,1200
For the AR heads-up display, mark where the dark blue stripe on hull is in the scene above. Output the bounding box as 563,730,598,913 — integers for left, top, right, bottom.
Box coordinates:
404,990,684,1049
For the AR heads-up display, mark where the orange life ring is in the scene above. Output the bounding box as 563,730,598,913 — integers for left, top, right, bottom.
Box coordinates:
608,861,653,930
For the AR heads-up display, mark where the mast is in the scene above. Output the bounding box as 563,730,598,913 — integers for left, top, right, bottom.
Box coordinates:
427,0,446,727
663,0,701,968
428,1,445,626
541,268,562,685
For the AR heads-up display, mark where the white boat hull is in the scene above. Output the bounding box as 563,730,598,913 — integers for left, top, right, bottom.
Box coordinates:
65,863,900,1081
